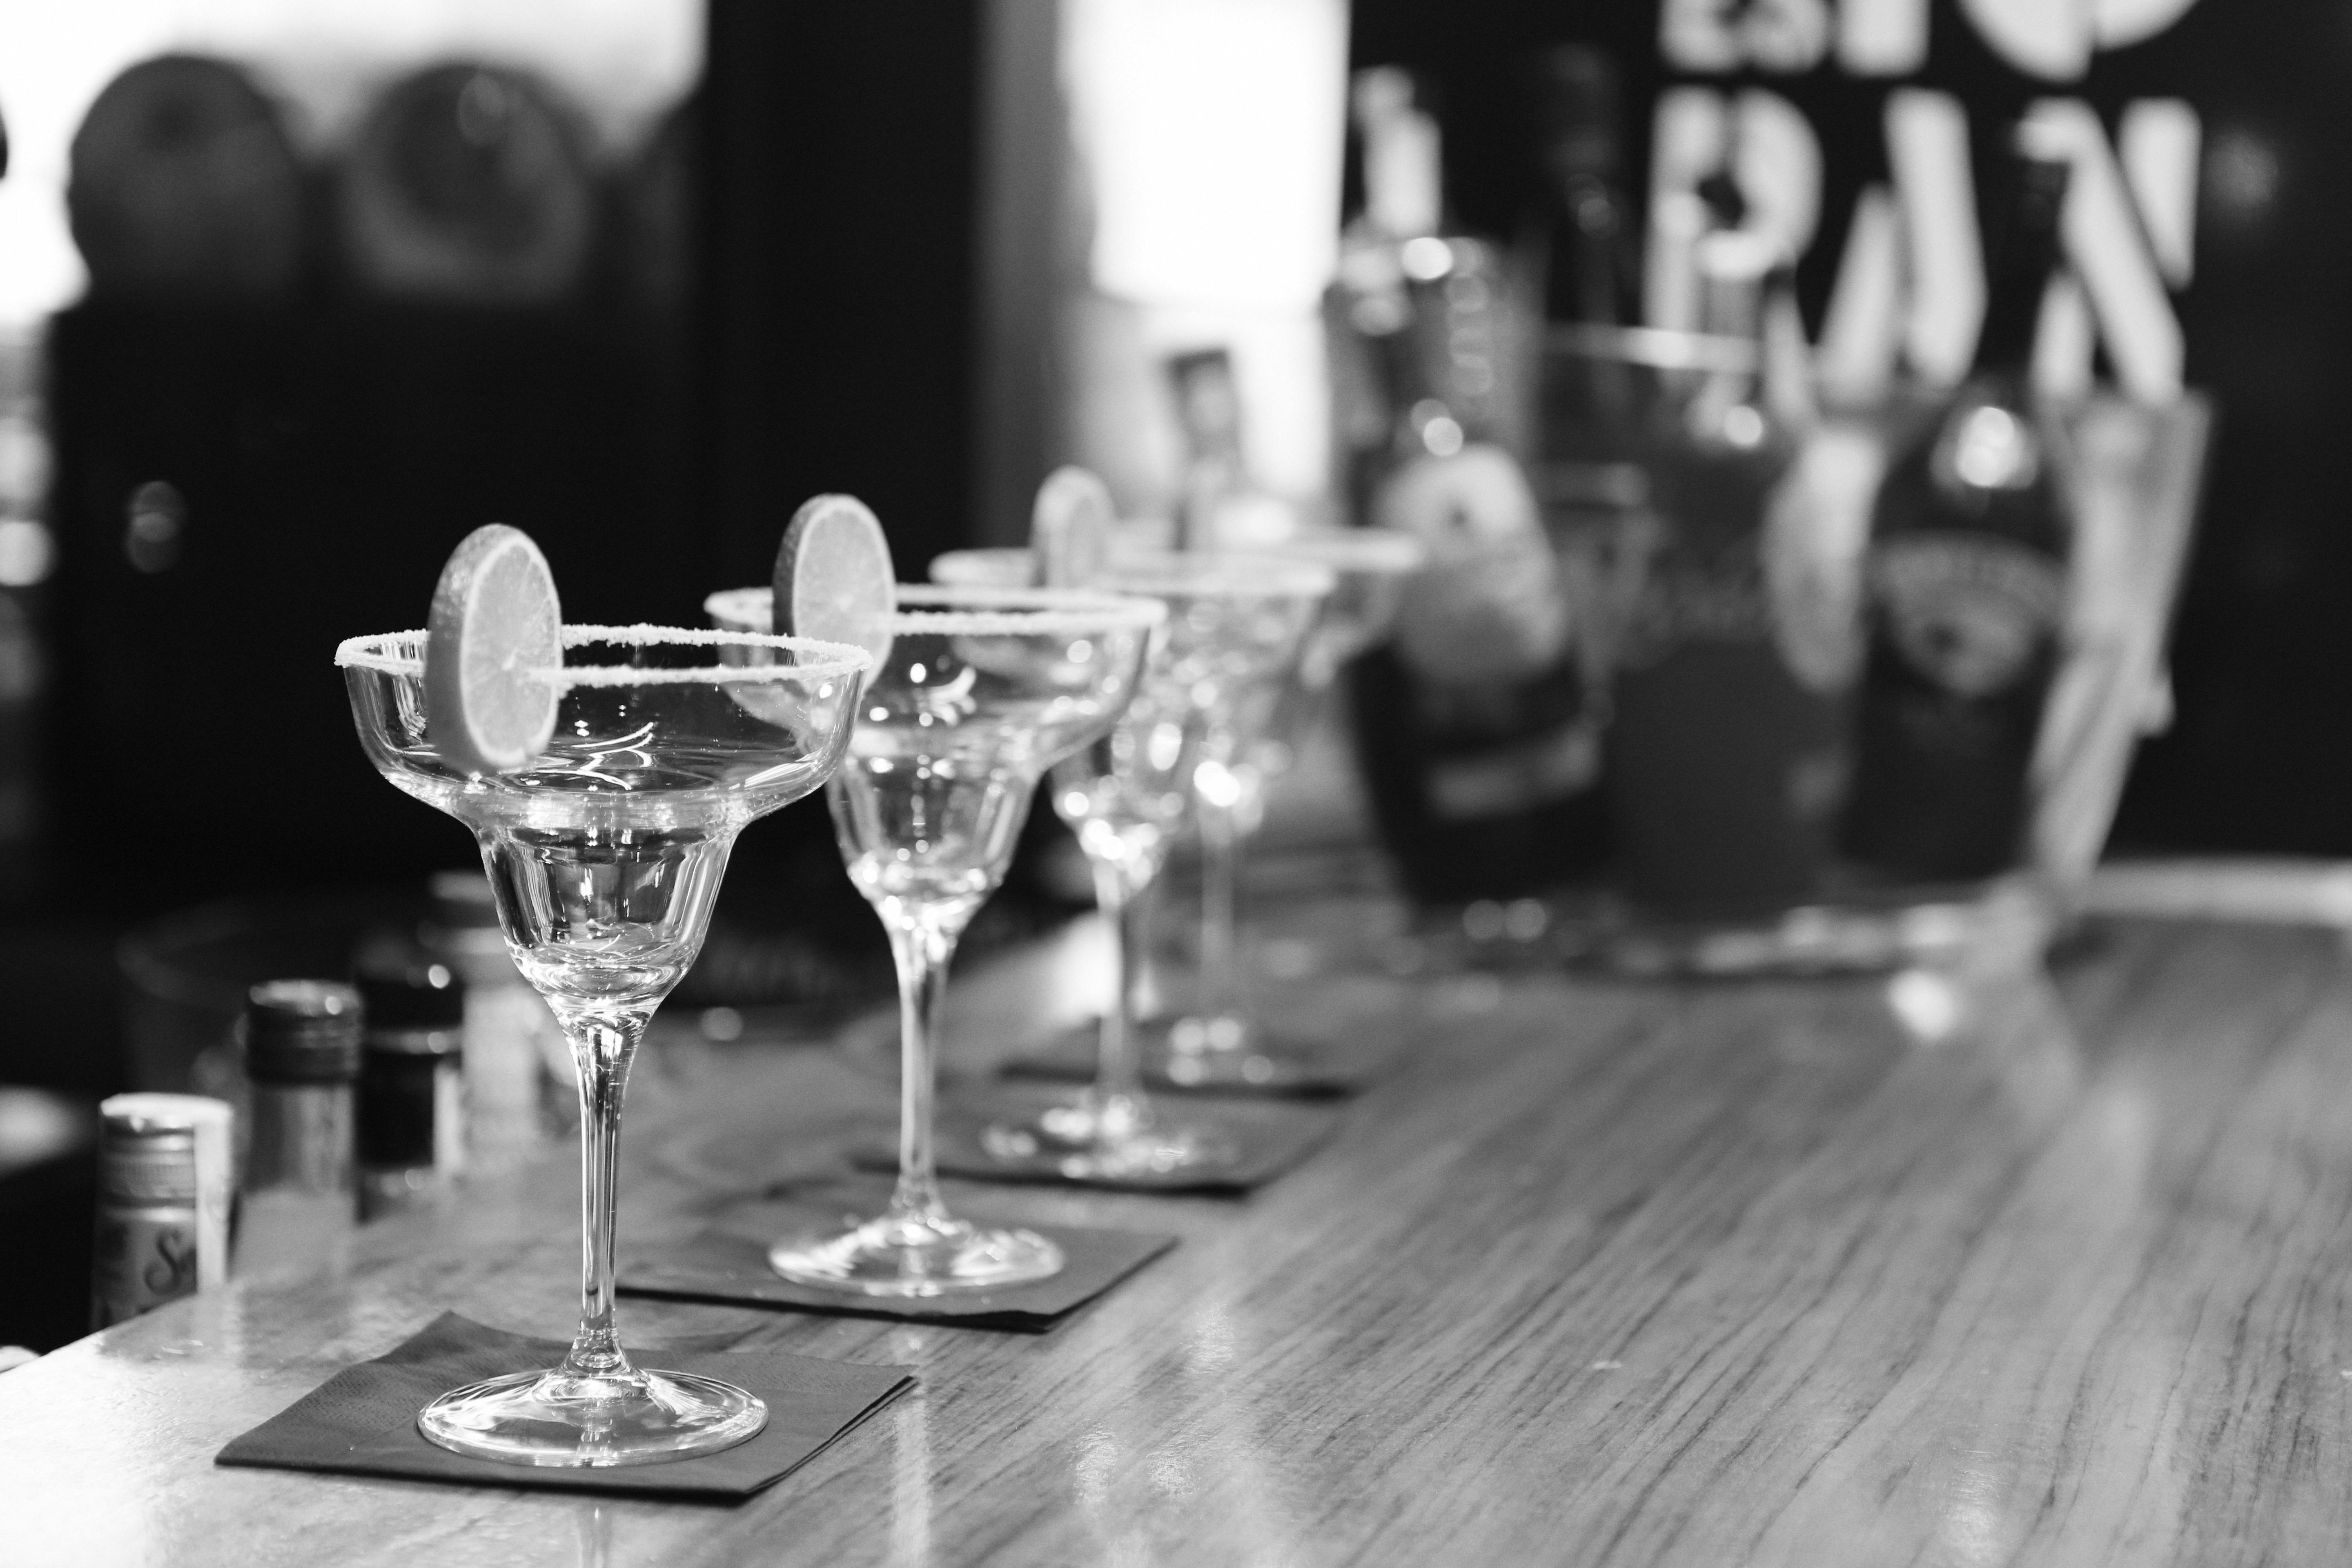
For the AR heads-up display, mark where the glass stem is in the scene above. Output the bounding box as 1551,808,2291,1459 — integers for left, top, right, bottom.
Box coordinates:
552,1004,646,1386
1197,787,1243,1032
1090,861,1152,1122
885,914,959,1227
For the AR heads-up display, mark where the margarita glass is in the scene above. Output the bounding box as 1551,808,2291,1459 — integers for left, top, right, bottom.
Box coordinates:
927,546,1047,590
338,624,867,1467
977,551,1332,1177
708,584,1161,1293
1171,528,1423,1086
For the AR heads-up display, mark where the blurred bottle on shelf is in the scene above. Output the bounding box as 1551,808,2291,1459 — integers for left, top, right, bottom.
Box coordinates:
338,63,597,307
1606,231,1846,909
1841,143,2077,882
1518,42,1655,873
229,982,359,1281
0,60,47,901
67,56,304,305
0,321,53,907
1168,347,1298,549
1524,46,1634,340
1335,66,1604,904
355,940,466,1221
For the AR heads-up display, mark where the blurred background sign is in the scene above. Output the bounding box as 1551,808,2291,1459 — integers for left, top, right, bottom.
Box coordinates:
1332,0,2352,857
0,0,2340,1055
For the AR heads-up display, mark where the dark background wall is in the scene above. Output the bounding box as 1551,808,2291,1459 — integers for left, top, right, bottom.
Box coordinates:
36,3,990,915
694,0,987,891
699,1,984,595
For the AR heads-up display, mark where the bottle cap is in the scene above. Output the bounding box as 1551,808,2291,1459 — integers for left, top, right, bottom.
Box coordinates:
243,980,363,1084
96,1094,231,1205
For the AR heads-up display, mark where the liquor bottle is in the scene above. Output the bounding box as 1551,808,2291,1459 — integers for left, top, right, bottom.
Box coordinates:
356,946,467,1219
231,980,359,1278
1336,67,1604,904
1840,146,2075,881
1606,230,1846,910
1521,43,1654,812
90,1094,231,1329
1167,347,1294,550
1525,46,1633,334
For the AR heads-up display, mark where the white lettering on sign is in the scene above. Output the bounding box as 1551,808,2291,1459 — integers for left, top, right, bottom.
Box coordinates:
1660,0,1740,72
2033,274,2096,401
1660,0,1831,74
1885,89,1982,386
1958,0,2091,81
1647,0,2203,408
1644,88,1730,332
1733,91,1824,265
1960,0,2205,81
2025,99,2183,401
1817,183,1904,405
1675,0,2203,80
1642,89,1822,331
2094,0,2203,48
1839,0,1929,76
2120,100,2200,285
1746,0,1834,72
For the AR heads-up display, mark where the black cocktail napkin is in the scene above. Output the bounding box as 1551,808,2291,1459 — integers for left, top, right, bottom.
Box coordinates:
853,1092,1341,1194
215,1312,911,1500
999,1017,1392,1096
619,1198,1176,1331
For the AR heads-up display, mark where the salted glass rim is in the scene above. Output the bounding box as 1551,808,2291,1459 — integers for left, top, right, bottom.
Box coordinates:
924,548,1344,600
703,583,1167,637
1255,528,1427,576
333,623,873,687
925,546,1035,584
1094,549,1338,599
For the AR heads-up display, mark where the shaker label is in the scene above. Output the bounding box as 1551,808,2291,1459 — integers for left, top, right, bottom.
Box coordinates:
92,1207,202,1327
1869,533,2064,697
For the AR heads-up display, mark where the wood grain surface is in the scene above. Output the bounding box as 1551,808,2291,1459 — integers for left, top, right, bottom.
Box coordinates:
5,905,2351,1567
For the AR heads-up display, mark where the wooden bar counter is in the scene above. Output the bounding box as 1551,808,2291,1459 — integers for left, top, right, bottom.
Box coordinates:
6,899,2352,1565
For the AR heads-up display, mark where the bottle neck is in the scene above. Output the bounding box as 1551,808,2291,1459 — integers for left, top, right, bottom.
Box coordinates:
1540,170,1623,325
1973,159,2069,378
1699,274,1762,347
1975,258,2051,378
1363,105,1442,240
245,1081,355,1194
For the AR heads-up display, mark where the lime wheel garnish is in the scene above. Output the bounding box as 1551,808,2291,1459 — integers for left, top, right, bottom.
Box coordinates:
424,523,561,775
1029,466,1114,588
775,494,896,676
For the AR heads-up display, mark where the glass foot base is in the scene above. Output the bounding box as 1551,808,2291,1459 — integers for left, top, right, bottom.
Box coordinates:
768,1212,1063,1297
417,1366,767,1468
1161,1013,1310,1089
980,1096,1237,1180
